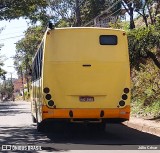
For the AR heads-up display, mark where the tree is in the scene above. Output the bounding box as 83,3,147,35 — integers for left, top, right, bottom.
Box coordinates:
134,0,158,27
0,60,6,78
0,78,14,99
14,25,44,95
122,0,160,29
122,0,136,29
48,0,123,27
14,25,44,78
146,0,160,25
0,0,48,24
134,0,149,27
81,0,121,25
0,28,6,77
81,0,106,25
75,0,82,26
48,0,86,27
128,24,160,69
48,0,75,26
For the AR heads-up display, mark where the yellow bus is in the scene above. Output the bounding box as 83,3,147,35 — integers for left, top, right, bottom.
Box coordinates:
31,27,130,131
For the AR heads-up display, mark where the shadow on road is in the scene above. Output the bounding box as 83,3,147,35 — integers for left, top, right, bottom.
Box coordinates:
44,123,160,145
0,101,30,116
0,123,159,152
0,126,63,152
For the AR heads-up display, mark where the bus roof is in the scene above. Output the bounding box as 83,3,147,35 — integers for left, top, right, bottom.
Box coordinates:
50,27,125,32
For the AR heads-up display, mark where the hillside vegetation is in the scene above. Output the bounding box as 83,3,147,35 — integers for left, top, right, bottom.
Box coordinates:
128,20,160,118
131,60,160,118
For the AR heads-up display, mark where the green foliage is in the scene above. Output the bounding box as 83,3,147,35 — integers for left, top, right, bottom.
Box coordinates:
128,15,160,118
14,25,44,75
0,54,6,78
49,0,75,25
0,0,48,24
109,20,130,30
81,0,106,24
0,27,6,77
122,0,159,29
81,0,122,25
131,61,160,117
55,19,71,28
0,79,14,96
24,90,29,100
0,69,6,79
47,0,123,27
127,24,160,69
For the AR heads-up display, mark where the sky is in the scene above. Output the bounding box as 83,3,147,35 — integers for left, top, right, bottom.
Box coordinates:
0,18,29,79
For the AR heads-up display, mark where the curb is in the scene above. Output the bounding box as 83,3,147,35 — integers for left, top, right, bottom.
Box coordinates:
123,120,160,137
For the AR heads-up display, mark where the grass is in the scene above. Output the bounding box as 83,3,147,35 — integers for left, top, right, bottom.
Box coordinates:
131,99,160,119
130,60,160,119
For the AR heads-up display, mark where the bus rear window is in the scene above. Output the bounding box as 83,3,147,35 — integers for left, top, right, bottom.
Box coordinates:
99,35,117,45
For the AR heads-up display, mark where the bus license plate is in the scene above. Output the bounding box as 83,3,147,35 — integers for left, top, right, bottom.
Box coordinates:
79,96,94,102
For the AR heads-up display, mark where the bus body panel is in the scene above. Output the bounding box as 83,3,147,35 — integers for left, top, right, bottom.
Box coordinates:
43,61,130,109
31,27,130,124
43,28,130,109
42,106,130,121
31,78,43,123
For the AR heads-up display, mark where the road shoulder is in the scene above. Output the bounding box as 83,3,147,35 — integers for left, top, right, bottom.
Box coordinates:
123,117,160,137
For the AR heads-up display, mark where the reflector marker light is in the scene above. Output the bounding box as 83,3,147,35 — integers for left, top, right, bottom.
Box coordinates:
119,100,125,106
43,87,50,93
124,88,129,94
48,100,54,107
122,94,128,100
46,94,52,100
43,87,56,108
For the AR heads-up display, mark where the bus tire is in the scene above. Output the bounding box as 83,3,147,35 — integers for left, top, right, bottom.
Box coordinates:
37,122,45,132
32,115,37,123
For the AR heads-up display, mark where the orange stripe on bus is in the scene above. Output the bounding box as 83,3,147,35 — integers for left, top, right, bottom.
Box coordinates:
42,105,130,120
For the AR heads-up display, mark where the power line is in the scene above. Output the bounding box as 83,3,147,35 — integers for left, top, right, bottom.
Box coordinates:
84,0,122,26
100,0,133,23
85,0,133,26
0,35,24,41
0,31,25,37
8,26,28,29
0,25,28,30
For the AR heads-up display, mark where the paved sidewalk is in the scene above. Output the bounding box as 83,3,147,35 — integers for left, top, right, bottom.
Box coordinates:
123,117,160,137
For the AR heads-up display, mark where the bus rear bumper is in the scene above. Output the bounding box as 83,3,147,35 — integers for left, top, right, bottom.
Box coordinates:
42,105,130,123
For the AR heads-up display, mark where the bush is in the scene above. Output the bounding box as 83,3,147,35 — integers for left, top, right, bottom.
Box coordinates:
127,25,160,69
131,60,160,118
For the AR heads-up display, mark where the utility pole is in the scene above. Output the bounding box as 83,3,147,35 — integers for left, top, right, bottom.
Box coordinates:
25,57,29,93
20,66,25,101
3,74,6,101
10,73,13,100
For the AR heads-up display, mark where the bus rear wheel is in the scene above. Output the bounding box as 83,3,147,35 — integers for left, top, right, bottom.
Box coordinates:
37,122,45,132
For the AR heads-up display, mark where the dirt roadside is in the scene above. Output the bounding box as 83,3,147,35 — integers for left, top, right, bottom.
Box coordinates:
123,117,160,137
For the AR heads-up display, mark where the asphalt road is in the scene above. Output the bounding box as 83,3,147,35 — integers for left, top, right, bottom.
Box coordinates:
0,100,159,153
